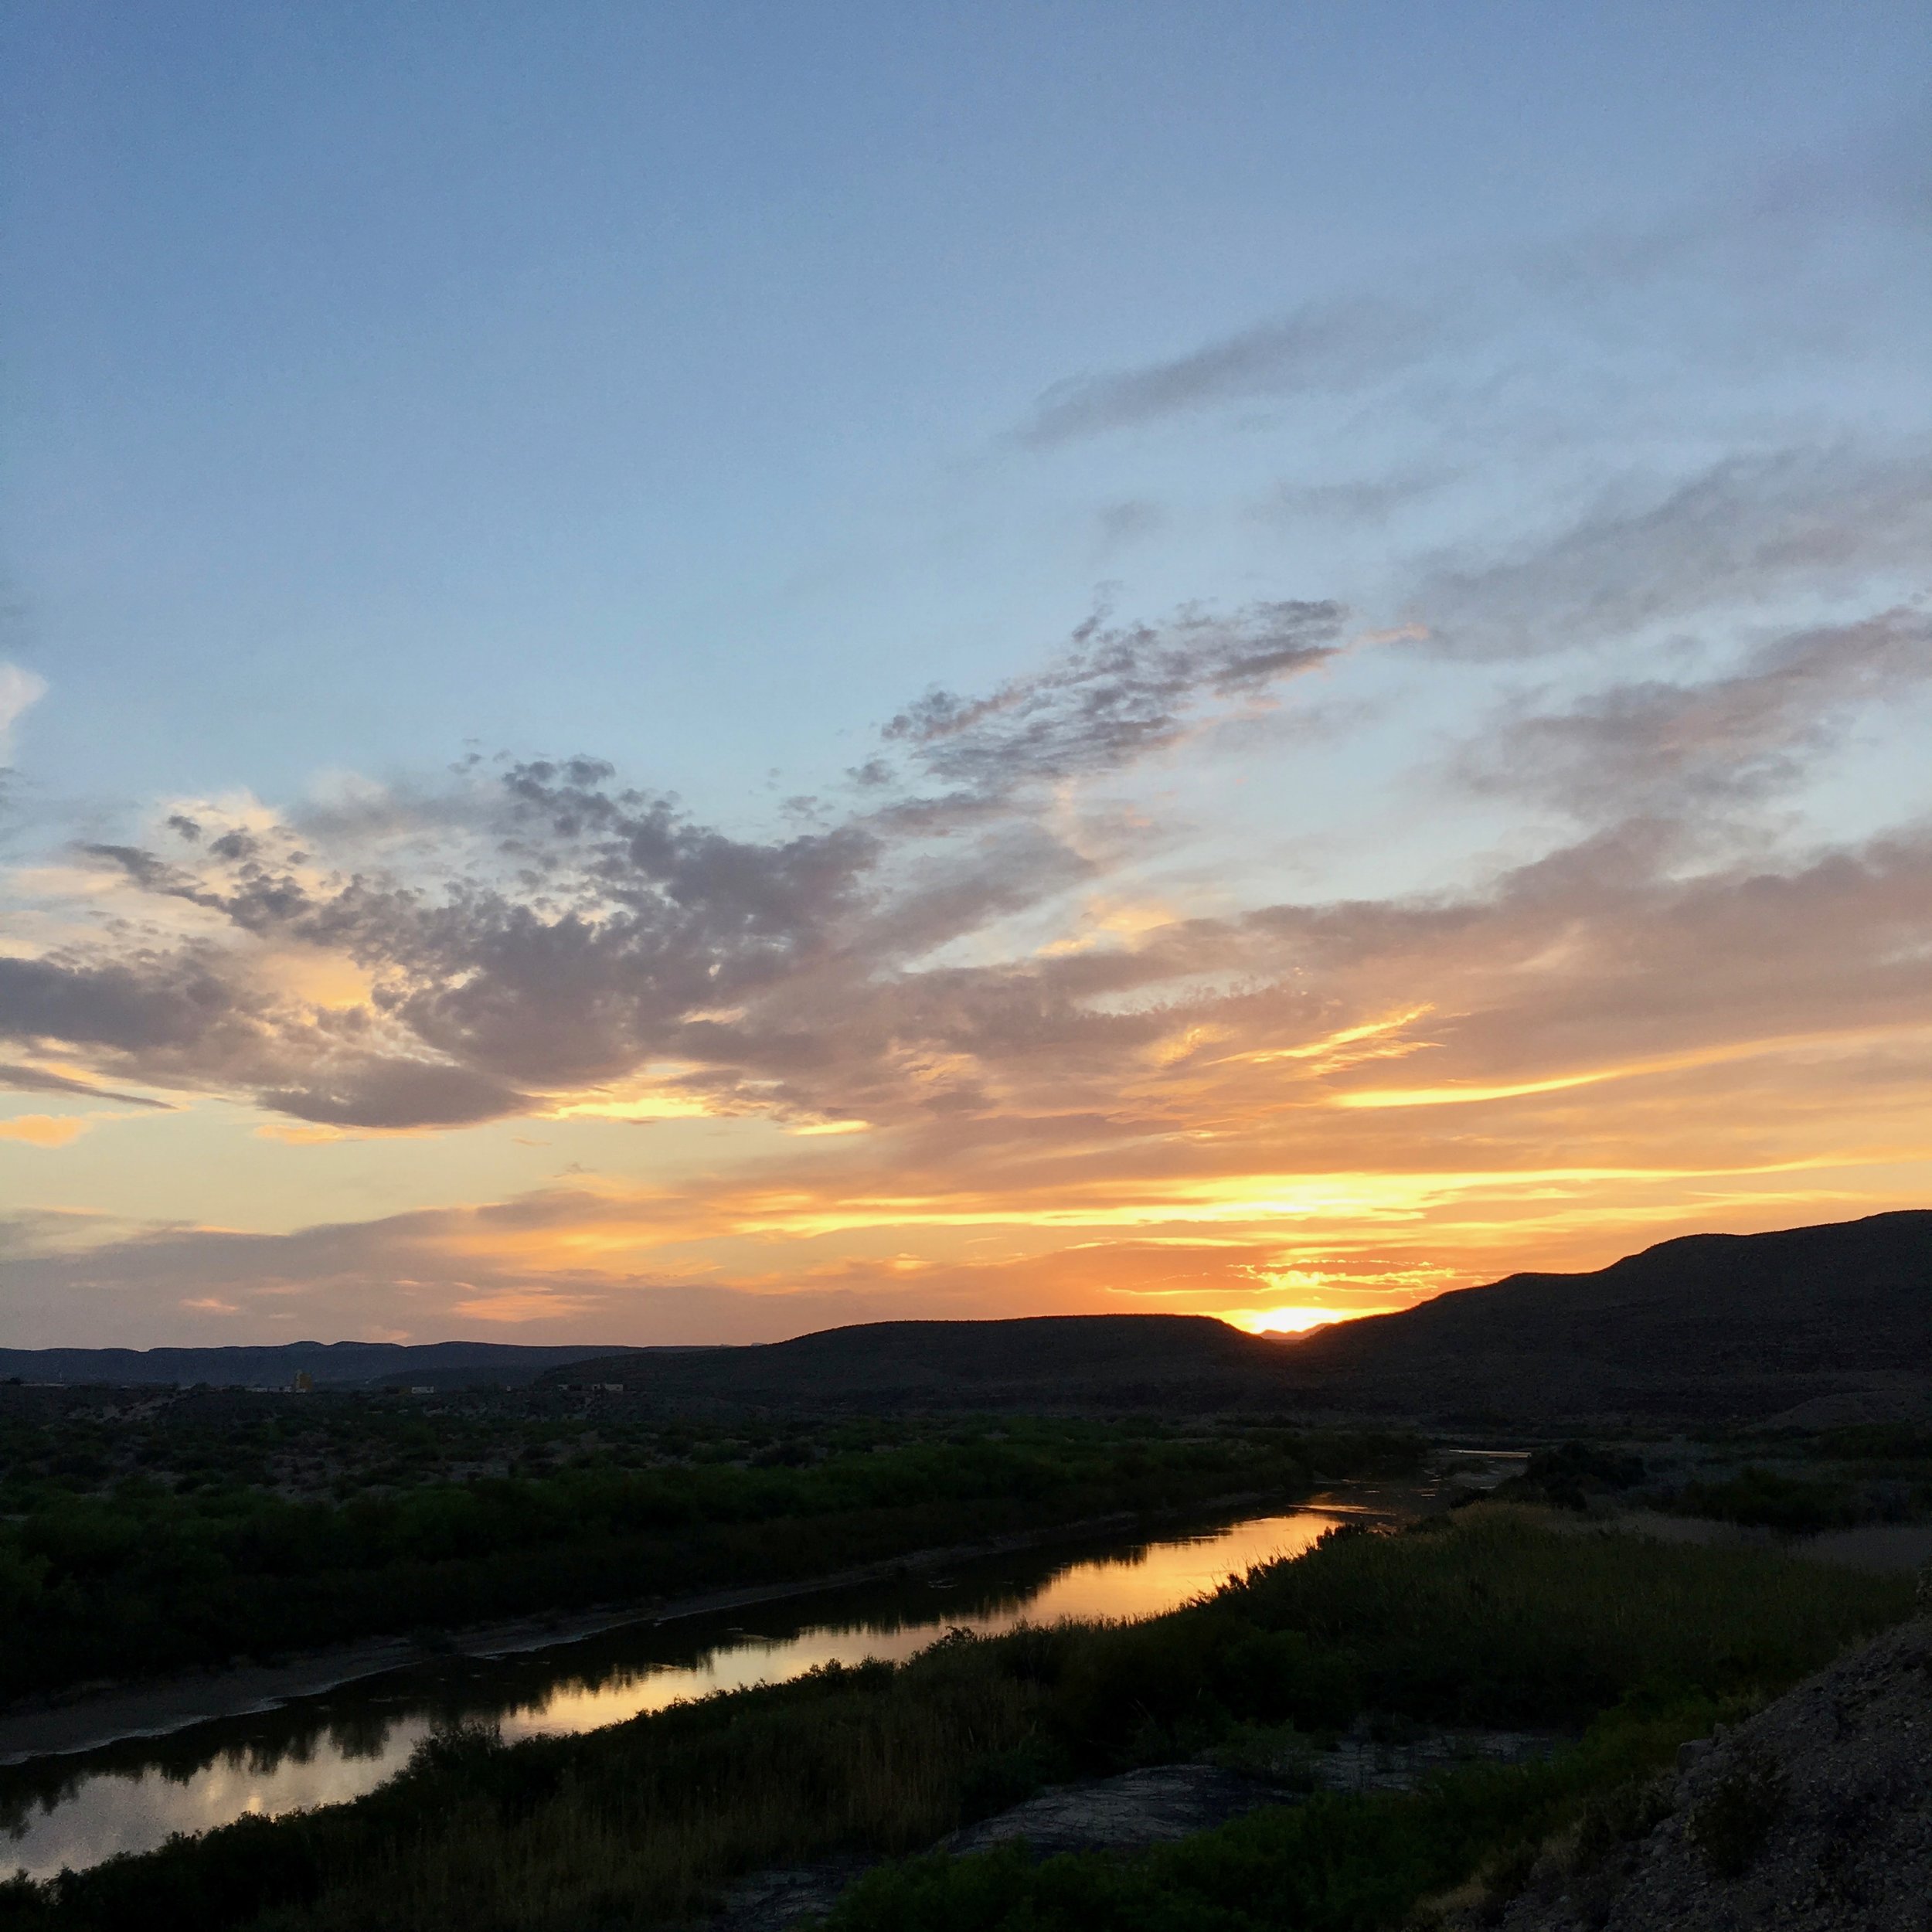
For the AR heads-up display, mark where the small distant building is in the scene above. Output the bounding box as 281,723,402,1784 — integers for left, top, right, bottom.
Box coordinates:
410,1385,434,1395
292,1370,315,1393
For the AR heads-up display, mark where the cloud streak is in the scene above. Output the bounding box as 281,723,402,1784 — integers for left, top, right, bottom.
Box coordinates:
1015,298,1437,446
0,1063,174,1107
1412,445,1932,658
1462,607,1932,818
1012,136,1930,454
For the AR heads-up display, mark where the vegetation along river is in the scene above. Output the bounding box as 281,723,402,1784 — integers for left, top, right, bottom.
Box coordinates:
0,1486,1431,1879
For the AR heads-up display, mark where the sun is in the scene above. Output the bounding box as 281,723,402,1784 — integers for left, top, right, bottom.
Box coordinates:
1227,1305,1349,1336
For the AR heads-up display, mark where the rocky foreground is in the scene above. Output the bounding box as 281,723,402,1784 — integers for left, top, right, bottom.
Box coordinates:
1478,1613,1932,1932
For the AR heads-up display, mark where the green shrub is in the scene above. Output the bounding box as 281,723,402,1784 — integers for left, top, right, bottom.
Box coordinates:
1685,1742,1788,1877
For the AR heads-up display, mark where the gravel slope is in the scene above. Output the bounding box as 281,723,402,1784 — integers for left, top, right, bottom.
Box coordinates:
1487,1614,1932,1932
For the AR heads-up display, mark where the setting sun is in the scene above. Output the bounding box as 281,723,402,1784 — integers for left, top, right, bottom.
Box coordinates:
1228,1306,1355,1337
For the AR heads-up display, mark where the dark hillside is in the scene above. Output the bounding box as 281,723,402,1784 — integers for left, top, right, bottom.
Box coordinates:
543,1313,1291,1412
1274,1208,1932,1426
547,1212,1932,1425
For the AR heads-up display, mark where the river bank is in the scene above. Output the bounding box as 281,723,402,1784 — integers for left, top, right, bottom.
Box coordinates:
0,1498,1409,1881
0,1507,1163,1764
0,1485,1415,1767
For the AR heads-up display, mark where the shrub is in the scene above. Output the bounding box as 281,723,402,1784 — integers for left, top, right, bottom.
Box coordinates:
1686,1742,1788,1877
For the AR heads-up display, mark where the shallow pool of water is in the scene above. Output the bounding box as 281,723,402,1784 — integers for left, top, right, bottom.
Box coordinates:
0,1494,1409,1879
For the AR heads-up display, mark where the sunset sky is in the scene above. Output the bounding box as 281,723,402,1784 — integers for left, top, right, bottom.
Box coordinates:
2,3,1929,1347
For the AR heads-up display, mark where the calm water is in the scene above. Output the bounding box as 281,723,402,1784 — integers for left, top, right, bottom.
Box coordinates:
0,1493,1410,1879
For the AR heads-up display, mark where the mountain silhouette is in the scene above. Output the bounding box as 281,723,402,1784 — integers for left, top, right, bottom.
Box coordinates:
5,1212,1925,1426
544,1209,1932,1426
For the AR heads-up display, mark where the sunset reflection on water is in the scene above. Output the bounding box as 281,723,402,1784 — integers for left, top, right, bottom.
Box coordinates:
1,1504,1369,1880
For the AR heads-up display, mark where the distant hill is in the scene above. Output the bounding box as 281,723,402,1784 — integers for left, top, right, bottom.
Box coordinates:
542,1211,1932,1426
0,1340,647,1391
544,1313,1288,1411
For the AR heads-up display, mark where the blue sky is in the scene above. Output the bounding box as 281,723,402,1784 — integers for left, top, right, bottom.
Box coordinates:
2,4,1929,1345
7,2,1923,814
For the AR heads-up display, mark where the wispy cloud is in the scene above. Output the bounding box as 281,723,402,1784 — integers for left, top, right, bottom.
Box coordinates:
1461,607,1932,818
1012,131,1930,457
0,662,47,763
1411,445,1932,658
1015,298,1437,447
879,600,1345,801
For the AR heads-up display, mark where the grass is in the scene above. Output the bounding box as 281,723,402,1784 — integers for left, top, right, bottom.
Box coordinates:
0,1505,1911,1932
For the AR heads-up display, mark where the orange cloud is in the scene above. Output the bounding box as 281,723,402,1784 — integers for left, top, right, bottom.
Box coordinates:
0,1114,91,1148
450,1289,614,1324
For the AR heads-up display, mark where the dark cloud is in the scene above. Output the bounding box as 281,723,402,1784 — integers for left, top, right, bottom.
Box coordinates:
13,739,900,1128
261,1060,529,1129
0,1063,175,1108
1015,298,1437,447
0,951,240,1055
0,944,522,1131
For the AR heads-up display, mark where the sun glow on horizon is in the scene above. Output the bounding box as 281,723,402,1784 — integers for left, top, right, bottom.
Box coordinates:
1227,1304,1362,1335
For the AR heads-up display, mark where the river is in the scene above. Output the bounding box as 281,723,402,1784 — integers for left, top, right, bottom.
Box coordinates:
0,1484,1434,1880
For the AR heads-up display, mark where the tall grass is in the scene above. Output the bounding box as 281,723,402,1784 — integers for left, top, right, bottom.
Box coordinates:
269,1650,1037,1932
1219,1506,1900,1723
2,1507,1913,1932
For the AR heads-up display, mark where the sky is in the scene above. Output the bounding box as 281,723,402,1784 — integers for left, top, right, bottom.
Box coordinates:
2,2,1930,1348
